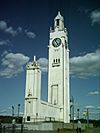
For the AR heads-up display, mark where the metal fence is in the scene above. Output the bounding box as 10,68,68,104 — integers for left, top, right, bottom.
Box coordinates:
2,123,98,133
0,123,73,133
0,124,24,133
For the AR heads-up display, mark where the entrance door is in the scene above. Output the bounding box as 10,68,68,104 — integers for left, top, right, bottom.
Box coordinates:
51,85,58,105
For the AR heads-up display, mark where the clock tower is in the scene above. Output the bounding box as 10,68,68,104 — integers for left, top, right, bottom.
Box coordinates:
48,12,70,123
24,11,70,124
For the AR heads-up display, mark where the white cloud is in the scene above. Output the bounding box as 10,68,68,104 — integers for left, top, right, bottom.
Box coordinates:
0,39,12,46
37,58,48,72
97,106,100,109
90,9,100,25
5,26,17,36
88,91,100,96
0,52,30,78
70,49,100,78
85,105,94,109
0,20,35,38
1,50,9,57
25,30,36,39
0,20,19,36
0,20,7,30
0,109,7,113
17,26,22,33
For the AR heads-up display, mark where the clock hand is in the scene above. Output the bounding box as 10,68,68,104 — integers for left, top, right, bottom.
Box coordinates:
55,40,58,46
54,40,57,46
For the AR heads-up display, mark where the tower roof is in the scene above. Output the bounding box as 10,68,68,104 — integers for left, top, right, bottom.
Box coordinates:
54,11,64,21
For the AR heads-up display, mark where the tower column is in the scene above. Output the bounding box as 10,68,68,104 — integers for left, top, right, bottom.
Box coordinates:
63,48,70,123
48,12,70,123
23,57,41,122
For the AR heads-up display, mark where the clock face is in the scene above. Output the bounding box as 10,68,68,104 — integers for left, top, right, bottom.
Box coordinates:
52,38,61,47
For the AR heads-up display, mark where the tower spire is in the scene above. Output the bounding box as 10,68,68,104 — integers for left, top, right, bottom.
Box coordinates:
54,11,64,31
34,56,36,62
58,11,61,16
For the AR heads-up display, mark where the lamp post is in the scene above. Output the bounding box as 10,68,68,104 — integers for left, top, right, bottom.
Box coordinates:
12,106,14,117
77,108,80,119
84,107,90,128
86,108,89,128
18,104,20,118
72,96,74,129
97,107,100,120
70,96,75,129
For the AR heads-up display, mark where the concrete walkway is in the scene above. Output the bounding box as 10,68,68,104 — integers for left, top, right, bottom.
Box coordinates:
24,128,100,133
86,128,100,133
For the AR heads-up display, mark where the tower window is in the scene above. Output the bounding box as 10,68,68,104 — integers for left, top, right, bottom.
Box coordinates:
27,116,30,121
65,40,67,49
56,19,59,26
58,59,60,63
52,58,60,67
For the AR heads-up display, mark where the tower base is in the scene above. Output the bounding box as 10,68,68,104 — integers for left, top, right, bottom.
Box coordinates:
24,122,87,131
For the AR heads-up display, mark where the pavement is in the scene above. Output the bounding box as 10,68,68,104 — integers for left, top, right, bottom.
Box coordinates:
23,128,100,133
85,128,100,133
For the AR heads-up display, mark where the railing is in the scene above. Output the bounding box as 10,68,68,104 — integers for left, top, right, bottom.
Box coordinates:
0,123,24,133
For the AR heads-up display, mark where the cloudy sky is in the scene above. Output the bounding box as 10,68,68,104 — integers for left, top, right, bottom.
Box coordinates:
0,0,100,119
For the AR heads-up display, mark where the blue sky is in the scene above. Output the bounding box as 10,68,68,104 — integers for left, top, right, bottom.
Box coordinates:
0,0,100,120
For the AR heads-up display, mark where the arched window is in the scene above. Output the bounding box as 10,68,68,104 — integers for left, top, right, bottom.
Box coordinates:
56,59,57,63
58,59,60,63
56,19,59,26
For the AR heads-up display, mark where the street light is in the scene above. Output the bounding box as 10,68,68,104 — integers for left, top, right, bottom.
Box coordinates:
72,96,74,129
77,108,80,119
86,108,89,128
18,104,20,118
12,106,14,117
84,106,91,128
70,96,75,129
97,107,100,120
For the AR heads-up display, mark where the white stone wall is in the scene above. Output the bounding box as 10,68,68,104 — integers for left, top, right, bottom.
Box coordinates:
39,100,63,122
24,98,64,123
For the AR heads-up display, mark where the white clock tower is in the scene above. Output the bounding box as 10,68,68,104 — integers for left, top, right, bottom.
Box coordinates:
24,12,70,124
48,12,70,123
